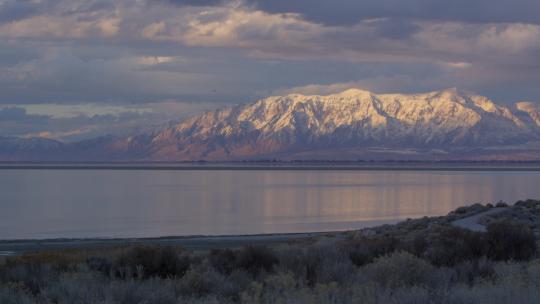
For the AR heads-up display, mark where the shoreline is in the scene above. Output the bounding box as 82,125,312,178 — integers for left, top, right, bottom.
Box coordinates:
1,163,540,171
2,200,538,256
0,231,338,256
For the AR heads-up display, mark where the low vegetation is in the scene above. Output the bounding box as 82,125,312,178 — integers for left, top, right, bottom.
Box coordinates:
2,200,540,303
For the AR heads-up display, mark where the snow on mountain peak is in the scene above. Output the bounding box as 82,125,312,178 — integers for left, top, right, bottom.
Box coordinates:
516,102,540,126
134,88,540,160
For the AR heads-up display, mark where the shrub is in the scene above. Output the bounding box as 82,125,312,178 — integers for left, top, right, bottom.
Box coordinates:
364,251,434,288
424,226,487,266
515,199,540,209
454,203,487,215
176,269,213,298
495,201,508,208
0,284,35,304
86,257,112,275
277,245,351,287
525,259,540,285
343,236,399,267
0,262,58,295
217,270,252,301
486,220,537,261
113,246,191,279
38,272,107,303
277,247,321,286
235,246,277,276
453,258,496,285
313,246,353,285
208,248,236,275
107,279,177,304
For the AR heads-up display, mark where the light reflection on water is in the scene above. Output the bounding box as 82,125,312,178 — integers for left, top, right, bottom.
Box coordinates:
0,170,539,239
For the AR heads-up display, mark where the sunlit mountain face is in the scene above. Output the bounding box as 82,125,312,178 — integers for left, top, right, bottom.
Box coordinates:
2,88,539,161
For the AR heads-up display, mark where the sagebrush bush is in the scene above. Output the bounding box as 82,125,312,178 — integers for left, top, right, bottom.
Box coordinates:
424,226,487,266
276,246,321,286
453,258,496,285
342,236,399,267
0,284,35,304
176,268,214,298
235,246,277,276
208,248,236,275
365,251,434,288
277,244,352,287
112,246,191,279
486,220,537,261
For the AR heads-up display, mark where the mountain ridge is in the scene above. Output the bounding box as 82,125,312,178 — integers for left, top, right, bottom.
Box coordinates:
2,88,540,161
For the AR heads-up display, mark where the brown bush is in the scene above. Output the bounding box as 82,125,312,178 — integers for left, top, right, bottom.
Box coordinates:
486,220,537,261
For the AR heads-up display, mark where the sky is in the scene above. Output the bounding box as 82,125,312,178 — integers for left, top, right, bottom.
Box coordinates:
1,0,540,141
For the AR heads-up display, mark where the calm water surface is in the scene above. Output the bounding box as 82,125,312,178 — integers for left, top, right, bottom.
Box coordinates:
1,169,539,239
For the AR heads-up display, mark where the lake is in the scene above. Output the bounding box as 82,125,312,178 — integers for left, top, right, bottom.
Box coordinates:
1,166,540,239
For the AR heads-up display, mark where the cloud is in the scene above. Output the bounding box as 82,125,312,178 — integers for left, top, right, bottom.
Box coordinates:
439,61,472,69
273,75,442,97
24,129,89,140
0,13,120,39
160,0,226,7
244,0,540,26
0,0,538,127
137,56,176,65
0,0,40,25
415,22,540,56
0,101,219,141
275,82,371,96
0,107,48,122
139,5,323,51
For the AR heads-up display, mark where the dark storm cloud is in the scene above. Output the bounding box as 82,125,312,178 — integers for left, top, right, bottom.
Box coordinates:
0,107,47,122
371,18,421,40
0,0,39,24
246,0,540,26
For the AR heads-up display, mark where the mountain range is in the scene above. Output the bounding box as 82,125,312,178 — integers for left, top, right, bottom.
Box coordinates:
2,88,540,161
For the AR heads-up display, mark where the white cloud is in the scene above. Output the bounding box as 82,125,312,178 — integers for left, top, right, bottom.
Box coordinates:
478,23,540,53
137,56,176,65
275,82,370,96
439,61,472,69
414,22,540,56
0,15,122,39
24,129,90,140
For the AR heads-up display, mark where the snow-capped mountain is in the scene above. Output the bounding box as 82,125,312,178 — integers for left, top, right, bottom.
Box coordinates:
2,88,540,161
130,88,540,160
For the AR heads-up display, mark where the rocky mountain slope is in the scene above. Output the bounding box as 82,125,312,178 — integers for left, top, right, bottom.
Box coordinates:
2,88,540,161
123,88,540,160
